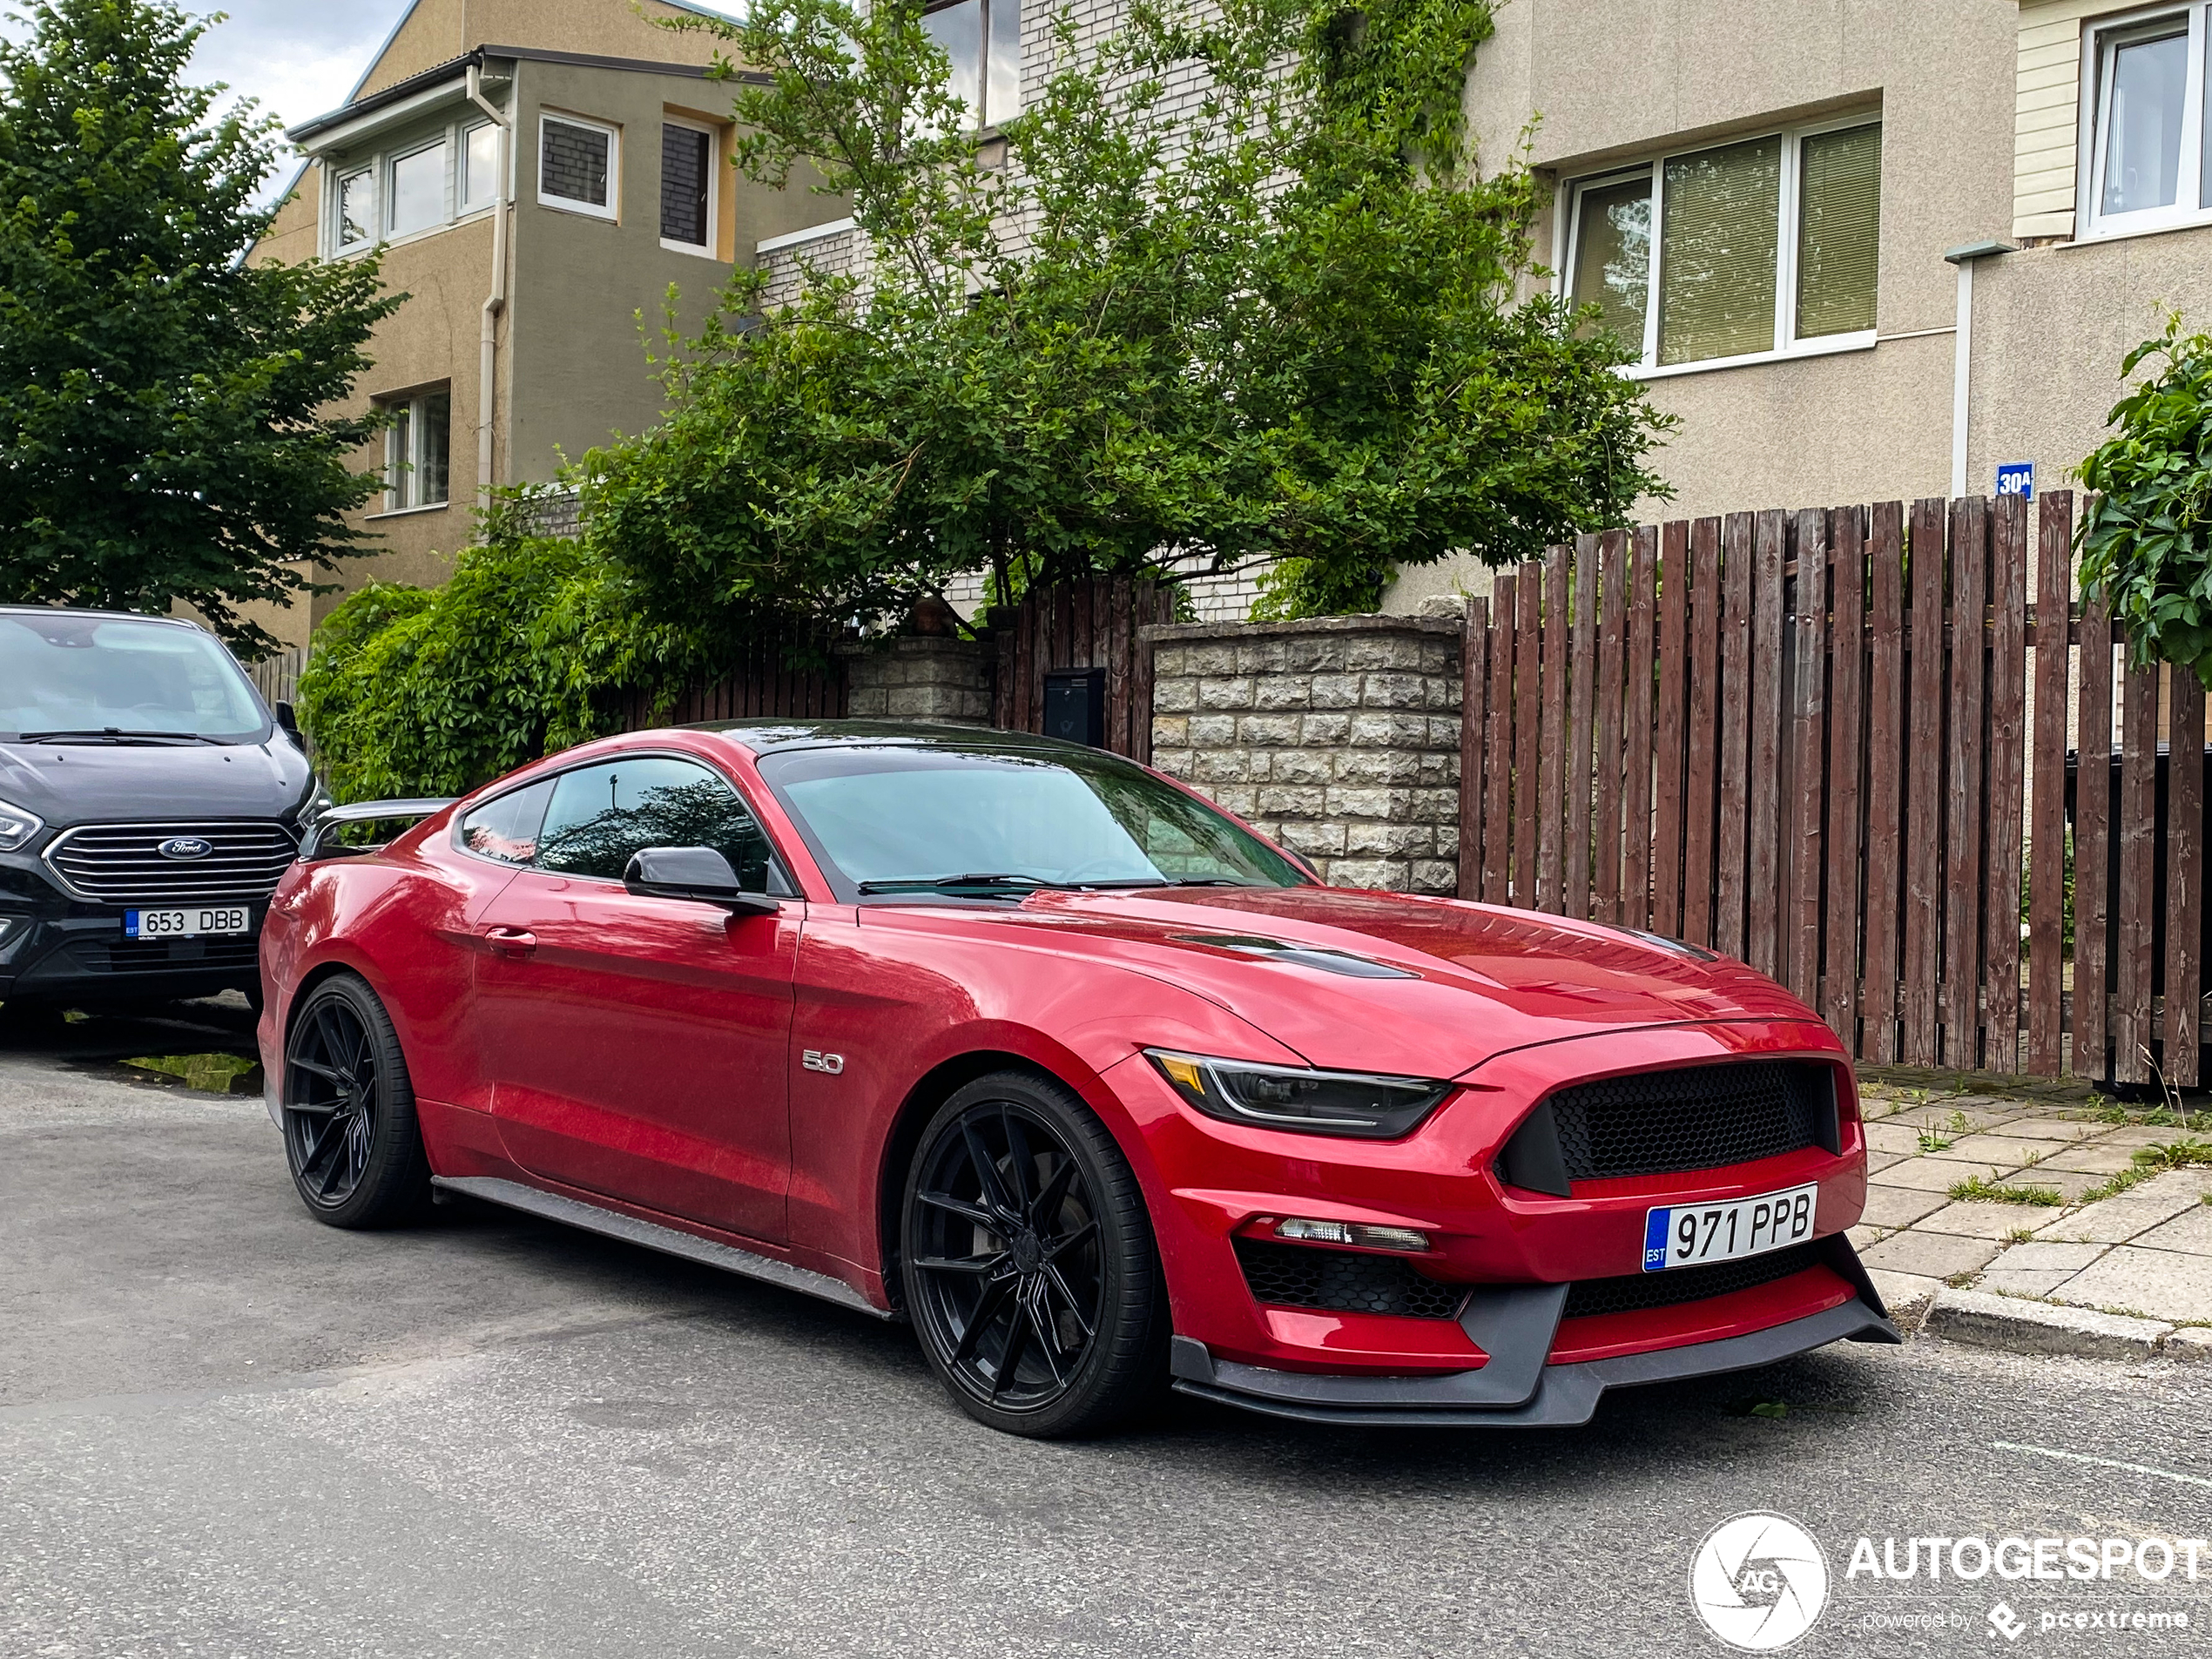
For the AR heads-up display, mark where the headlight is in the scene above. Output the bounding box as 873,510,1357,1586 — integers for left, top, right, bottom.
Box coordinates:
1145,1049,1453,1140
0,798,43,853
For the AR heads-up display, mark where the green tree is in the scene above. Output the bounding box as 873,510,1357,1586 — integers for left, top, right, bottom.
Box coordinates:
0,0,400,654
583,0,1671,627
2077,314,2212,687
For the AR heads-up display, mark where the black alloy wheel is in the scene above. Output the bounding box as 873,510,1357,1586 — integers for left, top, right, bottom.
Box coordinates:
280,974,430,1228
902,1071,1169,1438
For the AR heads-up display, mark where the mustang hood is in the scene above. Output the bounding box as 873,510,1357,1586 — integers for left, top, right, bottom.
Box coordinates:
0,739,317,829
978,887,1820,1078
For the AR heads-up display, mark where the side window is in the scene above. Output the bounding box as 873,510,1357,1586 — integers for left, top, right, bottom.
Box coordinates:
534,757,776,890
460,778,555,866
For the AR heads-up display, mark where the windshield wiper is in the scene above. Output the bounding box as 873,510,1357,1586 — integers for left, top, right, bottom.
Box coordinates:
857,873,1062,894
16,728,217,745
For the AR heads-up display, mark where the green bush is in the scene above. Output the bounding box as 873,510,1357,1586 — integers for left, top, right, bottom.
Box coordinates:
296,527,710,802
2077,314,2212,686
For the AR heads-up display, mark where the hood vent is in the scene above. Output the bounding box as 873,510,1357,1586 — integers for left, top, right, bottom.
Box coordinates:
1171,932,1419,981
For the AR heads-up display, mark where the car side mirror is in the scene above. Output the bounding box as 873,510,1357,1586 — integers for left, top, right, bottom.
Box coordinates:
624,846,779,916
274,701,302,740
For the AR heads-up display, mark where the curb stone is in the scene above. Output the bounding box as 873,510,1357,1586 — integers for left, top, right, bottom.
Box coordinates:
1923,1287,2173,1361
2168,1327,2212,1363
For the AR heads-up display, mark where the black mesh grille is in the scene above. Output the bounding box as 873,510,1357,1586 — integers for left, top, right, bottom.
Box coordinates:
80,938,260,974
46,822,297,905
1548,1062,1833,1181
1234,1239,1467,1320
1563,1242,1824,1320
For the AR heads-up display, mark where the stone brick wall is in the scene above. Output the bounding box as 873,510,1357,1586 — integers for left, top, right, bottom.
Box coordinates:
839,636,991,724
1144,617,1462,894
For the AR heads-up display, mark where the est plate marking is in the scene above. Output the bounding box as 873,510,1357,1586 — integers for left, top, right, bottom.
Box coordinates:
1642,1182,1818,1273
125,907,252,941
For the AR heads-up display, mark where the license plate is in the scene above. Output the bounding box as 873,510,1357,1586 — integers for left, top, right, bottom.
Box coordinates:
125,907,252,941
1642,1183,1818,1272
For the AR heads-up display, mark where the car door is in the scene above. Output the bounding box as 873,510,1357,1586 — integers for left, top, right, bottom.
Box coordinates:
470,753,799,1243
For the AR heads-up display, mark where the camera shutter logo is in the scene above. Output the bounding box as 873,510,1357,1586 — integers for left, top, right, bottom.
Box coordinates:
1689,1513,1830,1651
158,837,213,861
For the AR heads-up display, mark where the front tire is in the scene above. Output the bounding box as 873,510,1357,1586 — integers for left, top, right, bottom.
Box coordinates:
280,974,430,1228
901,1069,1169,1438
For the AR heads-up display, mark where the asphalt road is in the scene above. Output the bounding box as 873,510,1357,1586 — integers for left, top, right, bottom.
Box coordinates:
3,999,2211,1659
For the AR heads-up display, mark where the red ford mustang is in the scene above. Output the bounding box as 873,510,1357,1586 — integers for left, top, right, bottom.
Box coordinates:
260,720,1895,1437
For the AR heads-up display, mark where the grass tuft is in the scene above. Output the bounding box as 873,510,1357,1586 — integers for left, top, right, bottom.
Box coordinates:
1947,1175,2067,1206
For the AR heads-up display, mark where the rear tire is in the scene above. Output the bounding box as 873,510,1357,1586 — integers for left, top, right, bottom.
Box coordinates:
280,974,430,1228
901,1069,1170,1438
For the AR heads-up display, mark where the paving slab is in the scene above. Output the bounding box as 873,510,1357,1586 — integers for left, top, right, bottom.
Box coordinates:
1977,1266,2089,1298
1871,1157,2008,1193
1983,1240,2110,1275
1863,1121,1926,1156
1865,1150,1906,1175
2047,1245,2212,1325
1877,1104,2014,1132
1945,1134,2074,1168
1858,1231,2001,1279
1846,1224,1885,1251
1860,1184,1950,1230
1865,1268,1944,1328
1982,1116,2103,1142
1990,1169,2111,1204
1913,1199,2067,1240
2033,1144,2143,1175
1923,1287,2172,1360
2094,1124,2196,1148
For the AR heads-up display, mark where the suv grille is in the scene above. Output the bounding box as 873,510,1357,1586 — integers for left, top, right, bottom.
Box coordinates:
80,938,261,974
45,822,297,905
1233,1239,1467,1320
1548,1062,1835,1182
1562,1242,1824,1320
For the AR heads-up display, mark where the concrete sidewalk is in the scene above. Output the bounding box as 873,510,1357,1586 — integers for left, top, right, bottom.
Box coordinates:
1846,1074,2212,1356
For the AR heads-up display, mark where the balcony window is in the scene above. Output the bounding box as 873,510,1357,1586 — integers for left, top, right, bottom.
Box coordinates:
322,113,502,258
1563,118,1882,375
540,114,617,219
388,138,448,239
462,121,502,212
336,167,375,251
921,0,1021,131
2083,7,2212,236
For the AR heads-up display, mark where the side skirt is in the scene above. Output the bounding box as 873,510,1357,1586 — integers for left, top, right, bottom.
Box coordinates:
432,1175,897,1322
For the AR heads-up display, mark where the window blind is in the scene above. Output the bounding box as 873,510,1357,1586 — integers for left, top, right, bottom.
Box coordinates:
1658,137,1780,367
1796,125,1880,340
1571,176,1653,353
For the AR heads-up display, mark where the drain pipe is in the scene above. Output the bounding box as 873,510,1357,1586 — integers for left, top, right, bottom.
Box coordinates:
466,60,511,496
1942,239,2018,499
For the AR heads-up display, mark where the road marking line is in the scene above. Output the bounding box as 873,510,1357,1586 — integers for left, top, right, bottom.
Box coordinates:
1993,1440,2212,1491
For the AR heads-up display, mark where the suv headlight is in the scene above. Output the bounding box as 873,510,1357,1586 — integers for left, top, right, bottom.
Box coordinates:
1145,1049,1453,1140
0,798,43,853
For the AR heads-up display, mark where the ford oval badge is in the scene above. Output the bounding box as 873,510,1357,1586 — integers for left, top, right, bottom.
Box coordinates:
158,836,213,861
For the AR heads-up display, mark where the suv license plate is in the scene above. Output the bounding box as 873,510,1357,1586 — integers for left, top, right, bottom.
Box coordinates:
1642,1183,1818,1273
126,907,252,941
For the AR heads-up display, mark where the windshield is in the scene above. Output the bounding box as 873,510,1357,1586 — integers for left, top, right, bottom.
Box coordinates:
0,613,268,742
761,744,1311,898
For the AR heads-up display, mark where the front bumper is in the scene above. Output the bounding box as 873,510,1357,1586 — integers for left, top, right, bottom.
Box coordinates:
1169,1238,1900,1426
0,868,266,1005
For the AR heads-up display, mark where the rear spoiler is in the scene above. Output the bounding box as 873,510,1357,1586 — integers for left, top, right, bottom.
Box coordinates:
300,799,456,862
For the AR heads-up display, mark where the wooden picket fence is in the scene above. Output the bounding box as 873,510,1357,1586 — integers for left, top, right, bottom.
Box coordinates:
1457,492,2208,1087
611,631,846,730
993,576,1177,762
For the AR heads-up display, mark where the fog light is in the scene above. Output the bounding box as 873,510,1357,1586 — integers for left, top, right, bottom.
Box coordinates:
1275,1217,1431,1252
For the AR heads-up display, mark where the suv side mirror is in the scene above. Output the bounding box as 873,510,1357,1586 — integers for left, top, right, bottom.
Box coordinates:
624,846,779,916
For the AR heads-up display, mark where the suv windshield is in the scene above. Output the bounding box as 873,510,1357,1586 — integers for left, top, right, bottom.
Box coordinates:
760,743,1311,897
0,613,268,743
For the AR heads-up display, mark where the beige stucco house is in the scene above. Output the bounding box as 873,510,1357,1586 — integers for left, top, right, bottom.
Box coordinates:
246,0,833,647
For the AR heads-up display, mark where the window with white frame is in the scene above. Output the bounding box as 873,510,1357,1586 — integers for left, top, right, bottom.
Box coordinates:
921,0,1022,131
660,118,715,253
380,388,451,512
540,114,617,219
462,121,502,212
325,113,502,257
2083,4,2212,236
1562,118,1882,373
335,166,376,252
388,137,448,239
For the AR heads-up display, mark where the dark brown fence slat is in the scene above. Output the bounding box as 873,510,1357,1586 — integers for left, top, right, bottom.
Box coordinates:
2074,593,2114,1082
1565,536,1600,921
1459,598,1489,902
2168,670,2205,1087
1683,518,1723,950
1787,508,1828,1007
1595,531,1629,924
1538,546,1570,914
1985,494,2029,1072
1716,512,1755,961
1824,507,1870,1052
1652,522,1690,936
1747,509,1787,978
1944,497,1989,1069
1514,563,1542,907
1901,497,1948,1068
1625,525,1659,932
2113,657,2159,1085
2027,493,2074,1075
1483,575,1516,905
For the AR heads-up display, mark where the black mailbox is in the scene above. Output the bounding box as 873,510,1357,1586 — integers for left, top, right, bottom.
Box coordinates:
1043,668,1107,747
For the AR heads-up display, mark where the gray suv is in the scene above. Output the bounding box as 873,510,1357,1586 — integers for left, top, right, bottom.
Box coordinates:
0,607,324,1011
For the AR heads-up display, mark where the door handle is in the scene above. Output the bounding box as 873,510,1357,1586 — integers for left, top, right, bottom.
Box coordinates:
483,927,537,954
